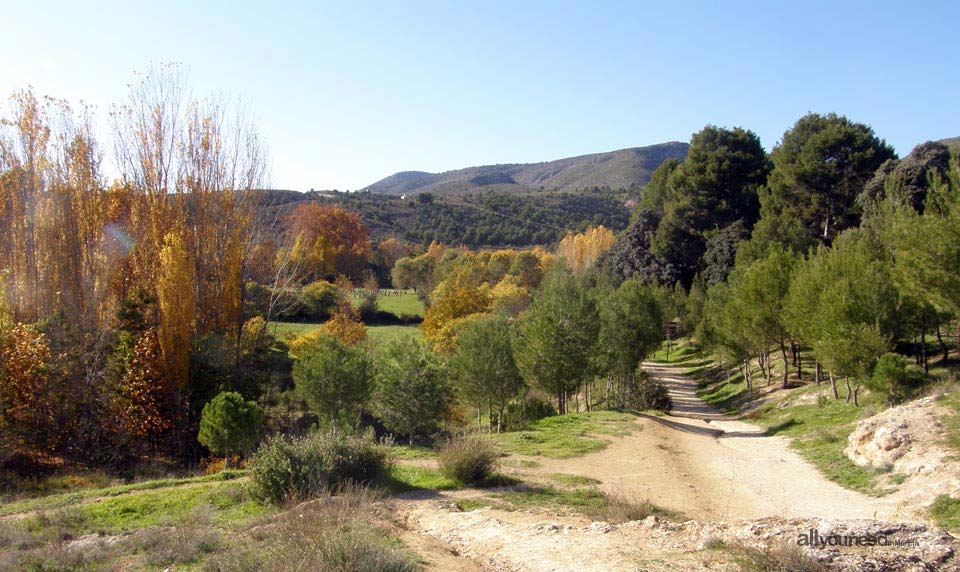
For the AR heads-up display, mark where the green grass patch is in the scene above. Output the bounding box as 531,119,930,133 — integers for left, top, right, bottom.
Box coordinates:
21,480,272,536
385,465,459,492
650,342,708,366
938,391,960,453
455,498,495,512
493,484,674,523
493,411,639,459
753,399,887,494
547,473,601,487
352,290,423,318
930,495,960,531
367,324,423,345
0,470,246,517
390,445,437,460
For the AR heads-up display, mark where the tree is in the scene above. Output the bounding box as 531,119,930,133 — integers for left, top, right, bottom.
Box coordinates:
374,337,454,445
758,113,895,248
726,245,797,387
451,314,524,432
514,268,599,414
785,229,899,403
287,203,371,282
293,335,373,429
596,278,664,408
860,141,952,215
198,392,264,463
556,226,616,275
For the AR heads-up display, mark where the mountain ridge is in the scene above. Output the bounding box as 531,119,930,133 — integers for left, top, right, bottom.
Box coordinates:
362,142,691,195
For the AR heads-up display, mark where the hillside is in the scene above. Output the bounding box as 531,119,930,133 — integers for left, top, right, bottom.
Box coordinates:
257,187,632,248
362,142,690,196
940,136,960,149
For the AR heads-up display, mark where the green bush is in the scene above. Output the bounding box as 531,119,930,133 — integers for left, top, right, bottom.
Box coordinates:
867,353,925,404
626,374,672,411
502,397,557,431
437,435,499,484
248,430,389,505
198,392,264,460
298,281,341,320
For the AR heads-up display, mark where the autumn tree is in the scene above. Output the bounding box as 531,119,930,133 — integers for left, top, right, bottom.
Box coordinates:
557,226,616,275
287,203,371,282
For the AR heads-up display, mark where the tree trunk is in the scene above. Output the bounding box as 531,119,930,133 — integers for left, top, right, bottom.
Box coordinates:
830,372,838,400
477,406,482,431
815,361,821,386
844,377,852,404
487,402,493,434
853,383,861,407
779,341,789,389
936,324,949,363
921,328,929,374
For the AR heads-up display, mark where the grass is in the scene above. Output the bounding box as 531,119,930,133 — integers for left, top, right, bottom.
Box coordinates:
18,480,272,536
930,495,960,531
386,465,459,492
367,324,423,345
492,484,675,523
268,322,423,346
354,290,423,318
547,473,601,487
493,411,640,459
389,445,437,460
0,470,246,517
939,390,960,453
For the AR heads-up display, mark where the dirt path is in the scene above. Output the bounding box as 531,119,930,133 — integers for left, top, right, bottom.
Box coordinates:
523,363,908,522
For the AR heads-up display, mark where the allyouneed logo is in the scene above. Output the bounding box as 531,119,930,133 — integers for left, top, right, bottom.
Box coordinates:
797,529,919,549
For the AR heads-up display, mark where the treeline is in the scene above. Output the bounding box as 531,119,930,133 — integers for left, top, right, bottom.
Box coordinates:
265,186,632,248
598,114,959,403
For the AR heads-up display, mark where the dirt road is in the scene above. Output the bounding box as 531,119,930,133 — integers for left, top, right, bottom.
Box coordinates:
525,363,907,522
392,363,953,571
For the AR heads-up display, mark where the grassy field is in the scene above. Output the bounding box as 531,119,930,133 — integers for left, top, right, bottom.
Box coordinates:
269,322,423,345
350,290,423,318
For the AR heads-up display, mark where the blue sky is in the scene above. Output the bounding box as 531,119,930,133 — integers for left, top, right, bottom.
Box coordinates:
1,1,957,191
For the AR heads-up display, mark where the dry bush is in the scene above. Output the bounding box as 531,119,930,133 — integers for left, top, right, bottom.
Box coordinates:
205,485,418,572
590,486,662,523
135,505,222,567
437,434,499,484
734,541,827,572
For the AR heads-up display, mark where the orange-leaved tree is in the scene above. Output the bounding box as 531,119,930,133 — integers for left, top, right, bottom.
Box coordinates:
287,203,371,282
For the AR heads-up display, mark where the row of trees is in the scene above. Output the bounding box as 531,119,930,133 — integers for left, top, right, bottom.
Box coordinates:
0,66,271,468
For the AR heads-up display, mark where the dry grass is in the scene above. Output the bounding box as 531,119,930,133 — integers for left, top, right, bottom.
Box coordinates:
205,485,419,572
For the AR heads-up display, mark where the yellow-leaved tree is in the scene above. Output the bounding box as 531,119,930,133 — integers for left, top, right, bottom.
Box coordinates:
557,226,616,275
157,230,196,388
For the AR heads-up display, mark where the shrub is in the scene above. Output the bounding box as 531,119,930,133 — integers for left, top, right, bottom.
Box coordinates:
248,430,389,505
198,392,264,461
866,353,925,404
204,487,418,572
437,435,499,484
734,541,826,572
298,281,341,320
502,396,557,431
625,374,672,411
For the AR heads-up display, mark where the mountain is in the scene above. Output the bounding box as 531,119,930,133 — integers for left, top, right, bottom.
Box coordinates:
939,136,960,149
362,142,690,196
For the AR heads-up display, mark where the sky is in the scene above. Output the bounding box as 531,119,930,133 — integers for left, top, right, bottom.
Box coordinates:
1,1,957,191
